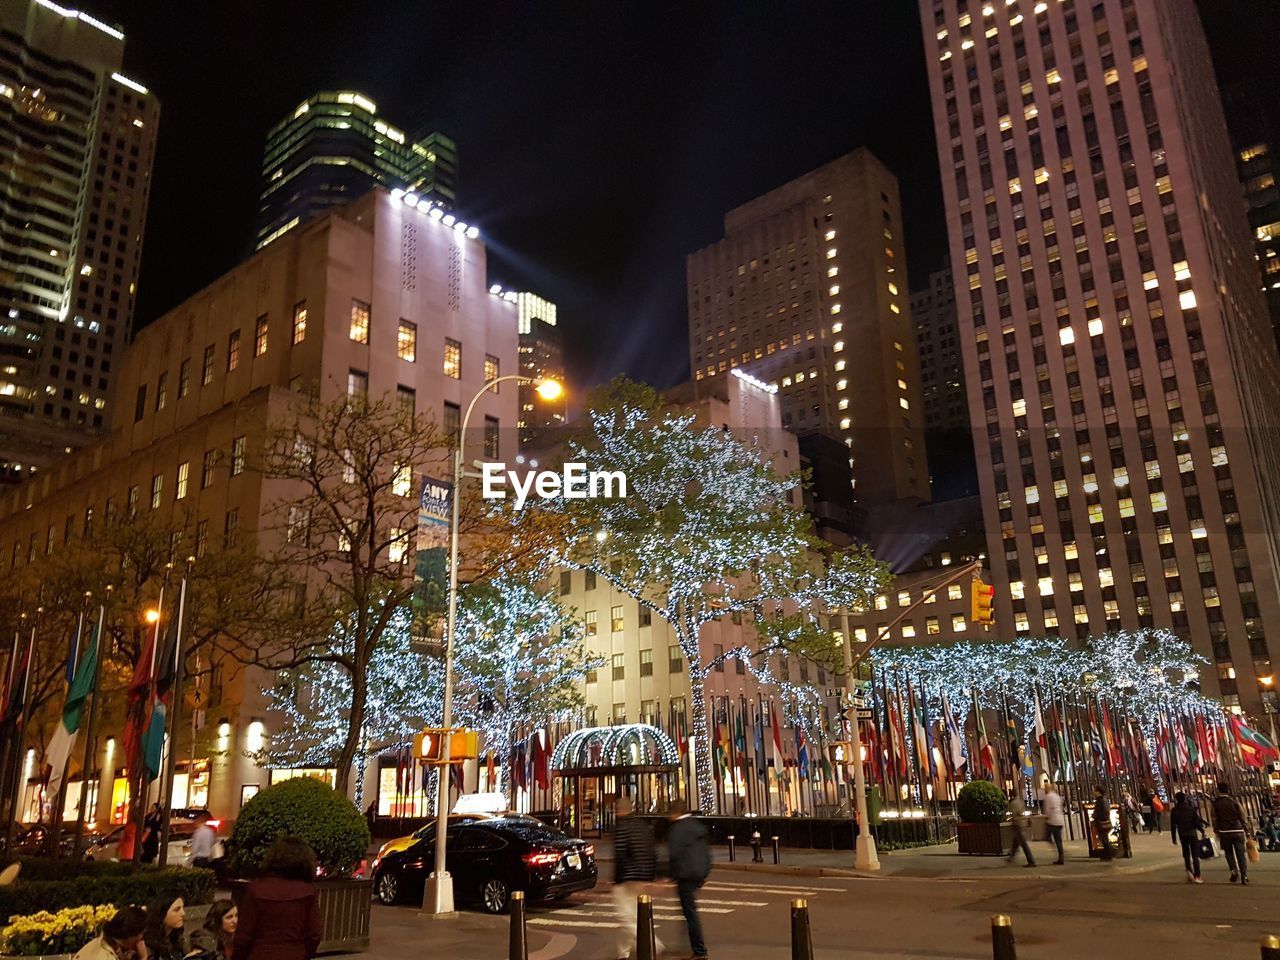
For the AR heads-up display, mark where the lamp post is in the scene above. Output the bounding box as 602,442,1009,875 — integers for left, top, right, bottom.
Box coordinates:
423,373,562,917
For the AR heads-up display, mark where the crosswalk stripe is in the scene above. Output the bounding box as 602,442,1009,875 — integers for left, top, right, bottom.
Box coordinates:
703,884,844,897
529,919,624,929
540,907,734,918
704,880,848,893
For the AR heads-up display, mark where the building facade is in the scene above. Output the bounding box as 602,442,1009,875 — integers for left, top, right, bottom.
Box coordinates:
686,148,931,509
0,188,517,821
515,292,566,447
921,0,1280,713
254,90,458,250
0,0,158,480
911,265,966,434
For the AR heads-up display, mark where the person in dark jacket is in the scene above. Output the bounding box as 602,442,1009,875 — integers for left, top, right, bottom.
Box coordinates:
232,836,323,960
1092,787,1115,861
141,803,163,864
611,797,663,959
143,895,189,960
667,800,711,960
1211,781,1251,885
1169,791,1206,883
189,898,237,960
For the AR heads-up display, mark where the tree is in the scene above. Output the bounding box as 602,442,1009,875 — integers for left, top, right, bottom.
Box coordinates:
552,378,890,810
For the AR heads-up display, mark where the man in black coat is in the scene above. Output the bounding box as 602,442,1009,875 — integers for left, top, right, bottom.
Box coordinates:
612,796,663,959
667,800,711,960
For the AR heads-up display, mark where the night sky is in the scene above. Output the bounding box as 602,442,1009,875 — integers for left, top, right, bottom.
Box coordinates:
90,1,1277,392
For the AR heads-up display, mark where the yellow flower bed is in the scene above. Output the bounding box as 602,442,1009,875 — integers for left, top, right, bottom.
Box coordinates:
0,904,116,957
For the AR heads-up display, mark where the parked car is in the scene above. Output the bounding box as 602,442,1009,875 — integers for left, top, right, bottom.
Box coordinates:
85,818,225,864
0,823,79,858
370,815,596,913
369,813,494,865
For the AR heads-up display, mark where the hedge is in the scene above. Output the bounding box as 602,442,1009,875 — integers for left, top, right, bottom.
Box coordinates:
956,780,1007,823
0,865,213,924
227,777,369,879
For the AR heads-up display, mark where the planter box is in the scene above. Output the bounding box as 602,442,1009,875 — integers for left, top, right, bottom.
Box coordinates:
956,821,1011,856
1,954,74,959
229,877,372,954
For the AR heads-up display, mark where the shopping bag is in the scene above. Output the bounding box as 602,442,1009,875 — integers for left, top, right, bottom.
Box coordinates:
1196,836,1216,859
1247,837,1261,863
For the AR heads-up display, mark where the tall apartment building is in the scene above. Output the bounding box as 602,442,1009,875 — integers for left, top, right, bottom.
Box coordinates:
255,90,457,250
1220,86,1280,350
687,149,930,508
921,0,1280,714
0,188,516,820
515,292,566,447
0,0,158,480
911,265,966,433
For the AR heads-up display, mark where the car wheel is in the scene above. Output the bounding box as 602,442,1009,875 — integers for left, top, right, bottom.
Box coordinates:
374,870,401,905
481,877,511,914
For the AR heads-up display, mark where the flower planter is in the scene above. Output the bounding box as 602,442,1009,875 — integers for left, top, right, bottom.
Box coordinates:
956,821,1011,856
0,954,74,959
229,877,372,954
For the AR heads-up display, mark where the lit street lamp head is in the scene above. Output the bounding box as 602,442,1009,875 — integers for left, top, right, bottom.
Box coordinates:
535,378,563,401
144,608,160,624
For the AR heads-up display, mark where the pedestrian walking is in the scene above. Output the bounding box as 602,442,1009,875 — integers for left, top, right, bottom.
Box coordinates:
143,895,189,960
188,810,218,869
189,899,237,960
1092,787,1115,860
1211,781,1251,885
667,800,712,960
1169,791,1206,883
1042,783,1065,865
1005,792,1036,866
1122,792,1142,835
612,797,664,960
73,905,147,960
232,836,323,960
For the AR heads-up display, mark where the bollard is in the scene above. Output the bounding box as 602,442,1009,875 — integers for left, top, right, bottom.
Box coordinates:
509,890,528,960
772,835,781,864
751,829,764,862
790,898,815,960
728,834,736,862
991,914,1016,960
636,894,657,960
1262,934,1280,960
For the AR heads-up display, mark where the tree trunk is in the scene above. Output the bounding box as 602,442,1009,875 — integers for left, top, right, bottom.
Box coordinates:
687,664,715,813
334,668,368,798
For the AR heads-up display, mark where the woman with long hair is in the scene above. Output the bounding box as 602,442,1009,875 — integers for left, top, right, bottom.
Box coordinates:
72,906,147,960
190,898,238,960
232,836,323,960
142,895,189,960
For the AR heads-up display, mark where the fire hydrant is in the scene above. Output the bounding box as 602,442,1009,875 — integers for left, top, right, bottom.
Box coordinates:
751,829,764,862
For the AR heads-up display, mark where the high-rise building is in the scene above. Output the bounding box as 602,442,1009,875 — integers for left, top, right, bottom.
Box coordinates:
911,265,966,434
921,0,1280,714
1219,86,1280,351
254,90,457,250
515,292,565,447
687,148,930,508
0,0,158,481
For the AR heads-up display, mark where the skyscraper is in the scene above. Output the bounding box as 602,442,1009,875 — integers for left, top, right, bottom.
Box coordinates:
255,90,458,250
515,292,565,447
0,0,158,480
687,148,930,508
921,0,1280,714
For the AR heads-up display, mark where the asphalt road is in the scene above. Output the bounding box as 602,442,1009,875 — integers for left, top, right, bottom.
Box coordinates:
368,846,1280,959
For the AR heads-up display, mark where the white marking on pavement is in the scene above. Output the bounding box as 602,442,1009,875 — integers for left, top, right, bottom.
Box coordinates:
703,883,847,895
704,880,848,892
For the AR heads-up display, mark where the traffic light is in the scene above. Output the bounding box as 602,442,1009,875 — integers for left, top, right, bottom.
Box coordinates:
971,579,995,626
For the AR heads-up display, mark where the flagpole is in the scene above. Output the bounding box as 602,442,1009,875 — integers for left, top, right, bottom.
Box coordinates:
72,597,109,860
132,580,166,864
48,597,89,855
158,562,191,866
5,607,41,851
0,617,24,849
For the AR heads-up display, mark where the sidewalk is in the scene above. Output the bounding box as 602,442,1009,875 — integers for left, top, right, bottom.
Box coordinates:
593,827,1223,881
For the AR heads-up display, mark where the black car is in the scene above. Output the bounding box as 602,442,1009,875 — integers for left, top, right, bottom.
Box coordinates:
370,816,596,913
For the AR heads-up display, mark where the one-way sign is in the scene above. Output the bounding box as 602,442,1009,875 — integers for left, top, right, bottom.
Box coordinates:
842,706,875,722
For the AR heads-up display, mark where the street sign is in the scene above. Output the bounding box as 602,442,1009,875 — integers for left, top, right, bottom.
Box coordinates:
856,708,874,720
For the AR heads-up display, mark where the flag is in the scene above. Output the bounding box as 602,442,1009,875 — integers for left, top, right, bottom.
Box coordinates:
735,703,749,780
887,698,908,777
1033,694,1051,777
531,729,549,790
770,700,785,779
972,690,995,777
1230,715,1280,767
1087,700,1104,767
44,618,100,807
710,706,726,781
795,727,810,781
940,690,966,774
1101,701,1122,772
141,606,182,783
1199,716,1219,768
908,681,934,779
123,611,160,783
1,629,32,731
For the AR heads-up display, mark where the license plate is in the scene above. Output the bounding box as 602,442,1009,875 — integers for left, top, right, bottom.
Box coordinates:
566,853,581,869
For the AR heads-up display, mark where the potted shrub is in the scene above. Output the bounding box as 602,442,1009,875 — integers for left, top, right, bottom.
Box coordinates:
955,780,1010,855
226,778,372,952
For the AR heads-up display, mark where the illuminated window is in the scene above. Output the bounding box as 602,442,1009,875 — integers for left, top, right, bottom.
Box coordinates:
947,584,963,601
444,338,461,379
1038,577,1053,596
397,320,416,361
1012,398,1027,416
484,355,499,386
254,315,269,356
350,299,370,344
388,527,408,564
899,397,910,410
227,330,240,372
231,436,246,476
175,462,189,500
826,248,837,259
150,473,163,510
392,464,412,497
1088,318,1103,337
201,344,215,386
1179,290,1197,310
952,614,966,632
611,605,624,632
292,302,307,344
875,594,888,610
585,610,598,636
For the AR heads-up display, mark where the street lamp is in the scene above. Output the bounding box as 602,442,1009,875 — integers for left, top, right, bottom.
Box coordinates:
144,608,160,625
423,373,563,916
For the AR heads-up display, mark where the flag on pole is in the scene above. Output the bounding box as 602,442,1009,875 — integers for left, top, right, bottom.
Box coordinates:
141,605,183,783
795,727,810,781
735,705,749,780
123,606,161,784
1230,715,1280,767
1033,694,1051,778
0,632,32,731
940,690,966,774
770,700,785,779
43,617,100,808
972,689,995,778
753,706,766,780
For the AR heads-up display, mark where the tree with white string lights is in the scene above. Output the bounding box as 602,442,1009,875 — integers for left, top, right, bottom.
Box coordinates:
551,377,890,811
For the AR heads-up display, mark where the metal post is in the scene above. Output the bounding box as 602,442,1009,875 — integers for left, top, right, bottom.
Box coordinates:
73,599,109,860
772,835,780,864
158,567,190,866
790,898,814,960
636,894,657,960
727,835,735,862
751,829,763,862
508,890,527,960
991,914,1016,960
